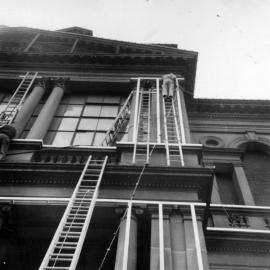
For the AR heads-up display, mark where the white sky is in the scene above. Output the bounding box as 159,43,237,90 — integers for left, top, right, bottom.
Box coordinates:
1,0,270,100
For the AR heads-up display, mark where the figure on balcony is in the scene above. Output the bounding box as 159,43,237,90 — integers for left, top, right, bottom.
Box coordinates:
0,124,16,160
162,73,177,100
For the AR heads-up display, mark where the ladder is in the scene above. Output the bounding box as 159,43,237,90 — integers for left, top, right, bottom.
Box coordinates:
101,91,134,146
0,72,38,125
39,155,108,270
162,96,184,166
132,87,151,164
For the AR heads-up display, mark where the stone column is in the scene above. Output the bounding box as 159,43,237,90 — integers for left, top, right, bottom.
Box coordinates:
114,208,138,270
150,208,173,270
163,212,173,270
233,162,255,205
13,80,46,138
150,211,159,270
178,87,192,143
27,79,66,140
170,211,187,270
183,208,210,270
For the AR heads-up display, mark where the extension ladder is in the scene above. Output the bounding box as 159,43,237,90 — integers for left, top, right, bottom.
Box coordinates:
162,96,184,166
101,91,134,146
132,87,152,164
39,155,108,270
0,72,38,125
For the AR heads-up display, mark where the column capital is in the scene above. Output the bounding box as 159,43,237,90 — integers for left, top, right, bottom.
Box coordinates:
202,161,216,170
33,78,48,89
52,77,69,90
180,205,204,221
114,206,144,218
232,161,244,167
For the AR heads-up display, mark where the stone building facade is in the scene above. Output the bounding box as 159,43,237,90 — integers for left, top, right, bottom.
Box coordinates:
0,26,269,270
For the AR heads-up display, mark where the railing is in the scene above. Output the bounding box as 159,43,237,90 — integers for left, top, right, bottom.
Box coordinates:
208,204,270,233
2,197,270,269
0,197,206,270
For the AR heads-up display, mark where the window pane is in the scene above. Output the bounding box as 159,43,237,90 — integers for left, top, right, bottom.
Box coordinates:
65,105,83,116
49,118,62,130
0,93,5,102
119,132,128,142
44,131,56,144
61,96,70,104
103,96,121,104
83,105,101,117
78,118,98,130
97,119,114,131
55,105,67,116
0,103,7,114
58,118,78,131
120,96,128,105
52,132,73,146
56,105,82,117
73,132,94,146
100,106,118,117
3,94,12,102
68,96,85,104
86,95,103,103
93,132,106,145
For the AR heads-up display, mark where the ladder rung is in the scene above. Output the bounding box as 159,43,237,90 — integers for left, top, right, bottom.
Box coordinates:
55,242,78,246
55,246,76,250
50,254,74,258
43,267,70,269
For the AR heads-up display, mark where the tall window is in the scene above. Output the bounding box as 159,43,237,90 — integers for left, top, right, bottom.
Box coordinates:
23,94,128,146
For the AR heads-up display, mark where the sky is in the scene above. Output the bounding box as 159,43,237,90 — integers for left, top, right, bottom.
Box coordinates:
1,0,270,100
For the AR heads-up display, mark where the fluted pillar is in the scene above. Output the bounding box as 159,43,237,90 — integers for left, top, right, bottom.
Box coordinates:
183,209,209,270
150,211,159,270
150,207,174,270
27,80,66,140
13,80,46,138
114,208,138,270
170,211,187,270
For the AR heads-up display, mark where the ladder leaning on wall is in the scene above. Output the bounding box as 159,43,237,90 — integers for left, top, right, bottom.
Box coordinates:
132,78,153,164
101,90,134,147
0,72,38,126
131,77,185,166
39,155,108,270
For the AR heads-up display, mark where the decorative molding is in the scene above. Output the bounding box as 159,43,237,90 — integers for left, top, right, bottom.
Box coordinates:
199,136,225,148
188,99,270,115
228,135,270,149
207,245,270,254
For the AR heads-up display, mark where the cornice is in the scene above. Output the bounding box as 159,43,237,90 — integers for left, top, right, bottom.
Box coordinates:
188,99,270,115
0,26,198,57
207,245,270,254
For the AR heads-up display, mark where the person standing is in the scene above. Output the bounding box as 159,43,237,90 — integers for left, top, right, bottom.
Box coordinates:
162,73,177,99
